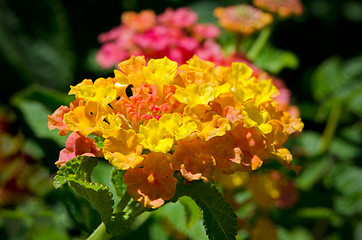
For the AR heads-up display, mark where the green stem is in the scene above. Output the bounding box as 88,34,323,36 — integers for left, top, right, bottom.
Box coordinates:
318,102,342,155
115,192,131,213
247,25,273,61
130,205,147,218
235,33,243,53
87,222,111,240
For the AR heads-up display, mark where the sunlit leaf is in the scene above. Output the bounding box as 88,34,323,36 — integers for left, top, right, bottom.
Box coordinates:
174,180,238,240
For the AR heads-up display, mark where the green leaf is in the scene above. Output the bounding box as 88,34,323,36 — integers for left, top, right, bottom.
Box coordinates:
68,180,114,222
174,179,238,240
111,167,127,201
297,207,343,227
92,136,105,149
293,131,321,157
11,99,66,146
11,84,73,112
179,196,202,228
251,44,299,74
354,221,362,240
92,161,118,205
334,166,362,197
312,57,344,102
328,137,360,161
312,55,362,105
334,194,362,216
278,226,313,240
53,156,114,222
153,198,207,240
296,156,331,191
53,156,98,188
53,156,133,237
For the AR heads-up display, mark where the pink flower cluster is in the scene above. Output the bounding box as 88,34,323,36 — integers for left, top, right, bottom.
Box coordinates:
96,8,220,68
95,7,299,118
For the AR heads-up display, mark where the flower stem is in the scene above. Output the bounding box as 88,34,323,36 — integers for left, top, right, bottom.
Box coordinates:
235,33,243,53
318,102,342,155
247,25,273,61
115,192,131,213
87,222,111,240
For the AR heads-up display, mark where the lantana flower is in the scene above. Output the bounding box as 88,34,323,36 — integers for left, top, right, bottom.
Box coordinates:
253,0,304,18
96,8,220,68
214,4,273,36
49,55,303,208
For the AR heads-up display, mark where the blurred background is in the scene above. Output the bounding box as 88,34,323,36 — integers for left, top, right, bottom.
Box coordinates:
0,0,361,239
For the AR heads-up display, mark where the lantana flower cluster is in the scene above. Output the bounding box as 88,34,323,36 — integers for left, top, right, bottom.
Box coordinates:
49,55,303,209
253,0,304,18
214,4,273,36
96,8,220,68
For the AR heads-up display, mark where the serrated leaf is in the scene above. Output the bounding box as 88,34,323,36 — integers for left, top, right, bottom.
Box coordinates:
174,180,238,240
53,156,98,188
111,168,127,200
53,156,133,237
92,161,118,205
68,180,114,222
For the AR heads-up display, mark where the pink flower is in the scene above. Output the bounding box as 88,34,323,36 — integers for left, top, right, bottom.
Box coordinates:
55,132,103,168
158,8,198,28
96,8,221,67
48,106,70,136
193,23,220,40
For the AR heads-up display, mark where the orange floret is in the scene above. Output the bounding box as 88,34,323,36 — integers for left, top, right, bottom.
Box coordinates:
48,106,70,136
171,138,215,182
55,132,103,168
253,0,304,18
123,152,177,209
214,4,273,36
228,122,266,171
122,10,156,32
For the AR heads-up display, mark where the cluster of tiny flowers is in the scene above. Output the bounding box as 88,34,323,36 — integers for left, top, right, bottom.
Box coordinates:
48,56,303,208
96,8,220,68
253,0,304,18
214,4,273,36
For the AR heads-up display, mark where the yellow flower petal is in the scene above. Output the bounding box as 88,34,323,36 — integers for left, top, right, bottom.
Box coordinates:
103,129,144,170
63,101,104,136
174,83,215,108
77,78,117,106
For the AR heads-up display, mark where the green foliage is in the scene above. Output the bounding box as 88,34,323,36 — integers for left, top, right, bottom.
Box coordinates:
173,180,238,240
153,196,207,240
252,43,299,74
53,156,133,237
111,168,127,201
1,0,362,239
312,55,362,121
54,156,98,188
0,0,75,90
